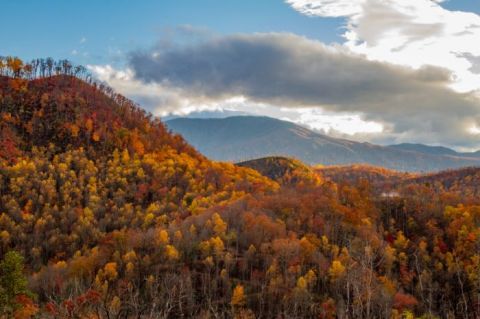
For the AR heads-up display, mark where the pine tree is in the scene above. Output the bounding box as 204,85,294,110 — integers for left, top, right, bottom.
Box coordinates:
0,251,34,314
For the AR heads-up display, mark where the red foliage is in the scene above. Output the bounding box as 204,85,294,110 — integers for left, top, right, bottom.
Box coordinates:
44,302,57,315
393,292,418,311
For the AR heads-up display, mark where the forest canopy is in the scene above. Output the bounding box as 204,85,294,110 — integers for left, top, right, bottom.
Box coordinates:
0,57,479,319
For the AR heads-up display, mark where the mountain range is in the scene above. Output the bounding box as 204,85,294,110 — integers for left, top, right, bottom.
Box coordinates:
166,116,480,172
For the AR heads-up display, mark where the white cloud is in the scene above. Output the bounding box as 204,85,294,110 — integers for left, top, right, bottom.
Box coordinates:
286,0,363,17
88,64,189,115
286,0,480,93
294,108,384,135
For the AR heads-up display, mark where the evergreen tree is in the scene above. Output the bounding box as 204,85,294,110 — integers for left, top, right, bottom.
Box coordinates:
0,251,33,314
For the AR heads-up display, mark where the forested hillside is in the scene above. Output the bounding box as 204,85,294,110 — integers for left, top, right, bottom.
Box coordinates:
0,57,479,318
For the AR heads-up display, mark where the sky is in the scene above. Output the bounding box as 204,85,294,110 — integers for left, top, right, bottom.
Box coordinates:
2,0,480,150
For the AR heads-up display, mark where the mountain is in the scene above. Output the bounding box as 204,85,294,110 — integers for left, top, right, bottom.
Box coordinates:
388,143,459,156
162,109,249,121
166,116,480,172
389,143,480,158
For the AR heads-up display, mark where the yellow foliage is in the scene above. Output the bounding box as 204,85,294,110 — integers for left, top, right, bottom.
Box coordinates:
144,213,155,226
210,236,225,254
109,296,121,314
121,149,130,163
394,231,409,250
104,262,118,280
85,118,94,132
329,260,346,281
123,250,137,263
231,285,246,307
54,260,67,269
157,229,169,245
212,212,227,235
0,230,10,243
165,245,180,260
384,245,396,271
402,310,415,319
379,276,396,296
305,269,317,285
92,131,101,142
204,256,214,268
126,262,135,274
296,276,307,290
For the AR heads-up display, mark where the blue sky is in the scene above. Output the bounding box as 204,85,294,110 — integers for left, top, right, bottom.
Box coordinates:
0,0,343,65
441,0,480,13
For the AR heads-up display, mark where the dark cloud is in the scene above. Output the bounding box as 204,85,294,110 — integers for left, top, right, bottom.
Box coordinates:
129,33,480,148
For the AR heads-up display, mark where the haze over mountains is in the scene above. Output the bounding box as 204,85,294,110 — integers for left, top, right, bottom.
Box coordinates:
166,116,480,172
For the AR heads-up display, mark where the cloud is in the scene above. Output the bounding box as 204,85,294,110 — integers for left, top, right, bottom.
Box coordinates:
461,53,480,74
129,33,452,107
126,32,480,149
286,0,480,93
88,64,190,115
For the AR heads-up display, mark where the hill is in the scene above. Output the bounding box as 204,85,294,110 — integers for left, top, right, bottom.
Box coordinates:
317,163,480,204
166,116,480,172
237,156,321,186
316,164,415,186
400,166,480,198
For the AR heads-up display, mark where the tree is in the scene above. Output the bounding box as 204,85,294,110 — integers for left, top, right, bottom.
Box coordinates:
0,251,34,314
231,284,246,307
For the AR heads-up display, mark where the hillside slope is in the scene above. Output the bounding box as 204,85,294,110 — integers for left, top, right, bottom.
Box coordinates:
316,164,415,186
166,116,480,172
1,58,479,318
237,156,321,186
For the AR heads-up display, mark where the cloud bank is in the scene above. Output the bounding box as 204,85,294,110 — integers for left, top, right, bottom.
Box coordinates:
286,0,480,93
126,32,480,149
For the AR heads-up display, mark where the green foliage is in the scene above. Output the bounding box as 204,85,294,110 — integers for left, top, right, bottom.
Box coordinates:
0,251,33,314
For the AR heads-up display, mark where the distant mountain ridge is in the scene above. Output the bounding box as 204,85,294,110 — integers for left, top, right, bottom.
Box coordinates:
162,109,249,121
388,143,480,158
166,116,480,172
